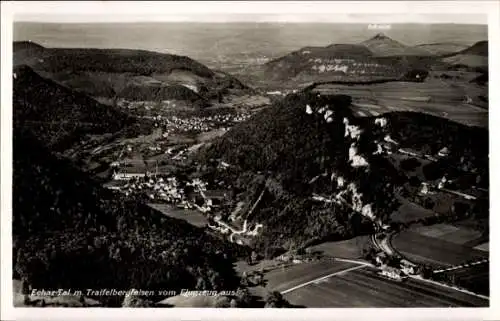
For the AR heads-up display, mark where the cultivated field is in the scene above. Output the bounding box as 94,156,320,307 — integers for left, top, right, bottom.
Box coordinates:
305,236,370,259
313,78,488,127
244,259,361,299
147,203,208,227
474,242,489,252
282,267,488,307
393,230,488,267
439,264,489,296
411,223,482,245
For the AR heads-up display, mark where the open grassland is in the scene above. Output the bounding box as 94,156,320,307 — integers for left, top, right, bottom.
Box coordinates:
305,236,370,259
390,197,436,223
411,223,482,245
147,203,208,228
474,242,489,252
393,230,488,268
283,267,488,307
313,78,488,127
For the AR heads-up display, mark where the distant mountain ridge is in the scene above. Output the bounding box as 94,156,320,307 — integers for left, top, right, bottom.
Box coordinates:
263,34,488,83
13,41,248,106
440,40,488,71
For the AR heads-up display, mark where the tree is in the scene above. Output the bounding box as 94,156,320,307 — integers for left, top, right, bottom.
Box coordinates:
21,278,30,305
122,292,153,307
235,288,253,307
214,296,231,308
264,291,290,308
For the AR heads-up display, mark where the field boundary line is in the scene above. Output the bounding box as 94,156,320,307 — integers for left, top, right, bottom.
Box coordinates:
280,264,366,295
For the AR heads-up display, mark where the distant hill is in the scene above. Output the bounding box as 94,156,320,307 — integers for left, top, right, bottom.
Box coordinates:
13,40,45,52
442,54,488,69
413,43,469,56
263,34,444,83
459,41,488,56
13,65,135,151
361,33,431,57
441,41,488,71
13,42,248,105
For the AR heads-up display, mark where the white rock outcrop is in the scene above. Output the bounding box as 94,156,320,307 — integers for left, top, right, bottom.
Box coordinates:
374,117,388,128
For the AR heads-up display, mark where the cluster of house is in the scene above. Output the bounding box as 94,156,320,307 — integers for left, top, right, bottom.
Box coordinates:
266,89,296,97
117,99,185,111
107,172,216,210
307,58,396,76
374,253,417,280
276,253,316,265
158,113,251,136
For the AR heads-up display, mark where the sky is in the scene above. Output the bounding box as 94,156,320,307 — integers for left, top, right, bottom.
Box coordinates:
3,1,491,24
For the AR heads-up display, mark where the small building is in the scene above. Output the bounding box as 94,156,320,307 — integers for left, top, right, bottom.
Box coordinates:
113,164,150,180
380,265,403,280
420,182,430,195
402,69,429,82
437,147,450,158
438,176,448,189
104,180,129,191
398,148,419,157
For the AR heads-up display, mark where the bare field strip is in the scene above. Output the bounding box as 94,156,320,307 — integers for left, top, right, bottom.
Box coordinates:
393,231,488,267
283,267,488,307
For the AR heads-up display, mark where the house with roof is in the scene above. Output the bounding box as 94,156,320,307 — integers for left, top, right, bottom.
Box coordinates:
113,163,151,180
437,147,450,158
380,265,404,280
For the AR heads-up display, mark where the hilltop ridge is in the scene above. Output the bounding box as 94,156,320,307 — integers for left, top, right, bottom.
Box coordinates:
13,65,135,151
361,33,431,57
13,41,249,106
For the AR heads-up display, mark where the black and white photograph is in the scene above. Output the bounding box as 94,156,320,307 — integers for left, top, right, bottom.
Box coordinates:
1,1,498,320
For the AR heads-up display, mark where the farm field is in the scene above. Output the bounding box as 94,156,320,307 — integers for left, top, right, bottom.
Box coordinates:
439,264,489,296
393,230,488,268
390,197,436,223
264,259,359,293
313,79,488,127
282,267,488,307
246,259,361,298
305,236,370,259
147,203,208,227
474,242,489,252
411,223,482,245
